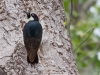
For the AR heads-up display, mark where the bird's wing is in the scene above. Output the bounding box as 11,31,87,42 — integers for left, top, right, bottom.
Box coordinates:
23,35,42,62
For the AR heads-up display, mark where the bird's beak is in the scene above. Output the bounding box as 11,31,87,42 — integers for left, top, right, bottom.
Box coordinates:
23,11,29,15
23,11,33,22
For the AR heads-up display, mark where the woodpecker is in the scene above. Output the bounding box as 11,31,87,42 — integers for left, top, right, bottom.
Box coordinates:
23,11,42,64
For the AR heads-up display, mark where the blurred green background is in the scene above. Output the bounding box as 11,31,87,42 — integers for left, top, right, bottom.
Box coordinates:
63,0,100,75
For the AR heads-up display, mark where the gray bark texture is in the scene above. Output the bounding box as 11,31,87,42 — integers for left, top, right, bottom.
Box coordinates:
0,0,79,75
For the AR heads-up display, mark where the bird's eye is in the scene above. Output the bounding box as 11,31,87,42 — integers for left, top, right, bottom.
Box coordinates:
31,13,34,16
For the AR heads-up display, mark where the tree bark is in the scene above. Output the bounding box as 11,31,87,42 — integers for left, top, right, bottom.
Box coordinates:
0,0,79,75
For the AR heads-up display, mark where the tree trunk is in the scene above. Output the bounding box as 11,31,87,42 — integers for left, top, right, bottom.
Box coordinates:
0,0,79,75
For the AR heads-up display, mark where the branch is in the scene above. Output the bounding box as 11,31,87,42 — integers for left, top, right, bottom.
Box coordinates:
65,0,74,51
73,0,96,21
67,0,73,37
82,0,96,13
74,27,95,51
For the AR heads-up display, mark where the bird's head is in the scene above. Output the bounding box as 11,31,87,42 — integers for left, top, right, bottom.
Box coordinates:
23,11,31,19
23,11,39,22
31,13,39,21
23,11,34,22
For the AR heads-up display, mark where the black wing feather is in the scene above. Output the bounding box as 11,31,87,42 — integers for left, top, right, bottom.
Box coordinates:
23,21,42,64
24,36,42,64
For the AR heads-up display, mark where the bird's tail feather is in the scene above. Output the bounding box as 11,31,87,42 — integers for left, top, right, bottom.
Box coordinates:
27,54,38,64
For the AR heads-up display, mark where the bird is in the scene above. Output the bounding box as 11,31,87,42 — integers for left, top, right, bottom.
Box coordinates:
23,11,42,64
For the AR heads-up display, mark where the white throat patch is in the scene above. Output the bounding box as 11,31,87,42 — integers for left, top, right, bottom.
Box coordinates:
27,16,34,22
